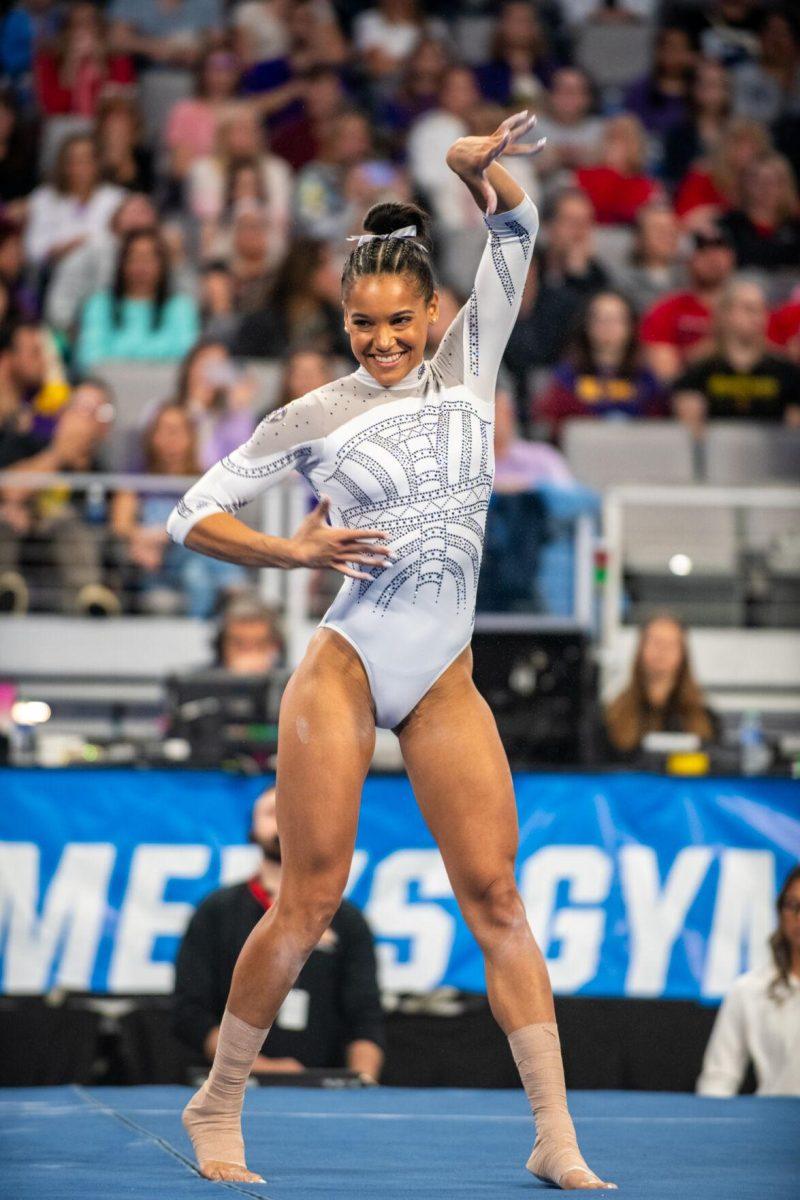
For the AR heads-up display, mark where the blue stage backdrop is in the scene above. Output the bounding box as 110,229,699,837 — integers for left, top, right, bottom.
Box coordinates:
0,770,798,1000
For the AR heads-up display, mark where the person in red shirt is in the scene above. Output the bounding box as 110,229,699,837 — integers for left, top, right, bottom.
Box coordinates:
34,2,135,118
575,114,662,225
768,298,800,362
640,224,735,383
674,116,771,228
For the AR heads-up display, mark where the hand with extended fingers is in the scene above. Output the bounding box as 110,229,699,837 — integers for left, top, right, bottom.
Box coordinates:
445,110,547,215
288,495,394,582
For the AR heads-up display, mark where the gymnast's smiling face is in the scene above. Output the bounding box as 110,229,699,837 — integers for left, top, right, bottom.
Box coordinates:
344,274,440,388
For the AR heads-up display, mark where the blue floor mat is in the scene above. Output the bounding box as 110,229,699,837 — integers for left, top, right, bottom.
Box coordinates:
1,1086,797,1200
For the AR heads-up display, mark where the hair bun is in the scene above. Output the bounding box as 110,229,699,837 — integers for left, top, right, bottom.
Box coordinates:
362,201,433,253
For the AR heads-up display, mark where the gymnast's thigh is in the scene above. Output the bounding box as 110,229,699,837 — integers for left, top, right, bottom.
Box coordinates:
275,628,376,896
395,647,520,895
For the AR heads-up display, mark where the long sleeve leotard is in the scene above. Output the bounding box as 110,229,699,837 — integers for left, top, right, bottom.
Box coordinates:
168,194,539,728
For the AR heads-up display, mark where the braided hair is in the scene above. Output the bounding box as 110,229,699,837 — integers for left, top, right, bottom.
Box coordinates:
342,201,436,303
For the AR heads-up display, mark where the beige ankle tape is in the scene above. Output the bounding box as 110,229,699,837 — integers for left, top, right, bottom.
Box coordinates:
182,1008,270,1168
508,1021,591,1186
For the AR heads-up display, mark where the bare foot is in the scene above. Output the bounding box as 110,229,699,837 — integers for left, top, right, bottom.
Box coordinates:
182,1085,264,1183
527,1145,617,1190
197,1161,265,1184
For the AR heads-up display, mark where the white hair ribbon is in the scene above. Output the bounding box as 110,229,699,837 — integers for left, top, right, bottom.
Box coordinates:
346,225,428,251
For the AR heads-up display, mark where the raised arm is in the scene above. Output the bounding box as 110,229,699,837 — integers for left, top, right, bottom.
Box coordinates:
433,114,544,402
166,395,393,581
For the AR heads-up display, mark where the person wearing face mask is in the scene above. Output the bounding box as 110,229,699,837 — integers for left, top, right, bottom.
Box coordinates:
172,786,385,1078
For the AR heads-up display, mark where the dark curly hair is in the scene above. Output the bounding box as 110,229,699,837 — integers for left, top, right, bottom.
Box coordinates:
768,864,800,1002
341,201,436,303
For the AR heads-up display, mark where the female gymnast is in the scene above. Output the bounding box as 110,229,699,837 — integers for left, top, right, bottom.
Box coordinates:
168,112,615,1190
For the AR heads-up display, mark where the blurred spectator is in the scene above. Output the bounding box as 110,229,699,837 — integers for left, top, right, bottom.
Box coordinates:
166,46,242,185
232,0,291,69
602,614,717,762
205,207,275,313
535,290,665,437
353,0,428,84
0,378,119,615
0,320,68,442
731,9,800,124
768,296,800,363
214,593,284,673
534,67,604,180
24,134,125,269
376,37,448,150
33,2,135,117
109,0,224,70
233,238,348,359
188,109,293,252
575,115,661,225
662,58,732,188
294,109,387,243
611,203,684,314
0,89,37,208
175,340,256,468
473,0,553,106
269,65,347,171
719,153,800,272
697,864,800,1097
111,402,246,616
559,0,659,27
640,224,735,384
0,220,37,322
173,786,385,1076
407,65,481,228
494,387,573,493
75,230,199,371
45,192,159,336
503,189,609,398
197,261,240,341
95,95,154,194
274,347,336,412
674,115,771,227
0,0,61,93
696,0,762,70
672,276,800,431
623,26,694,138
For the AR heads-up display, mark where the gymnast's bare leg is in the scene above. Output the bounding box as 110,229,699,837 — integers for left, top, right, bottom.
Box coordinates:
397,647,616,1190
182,629,376,1182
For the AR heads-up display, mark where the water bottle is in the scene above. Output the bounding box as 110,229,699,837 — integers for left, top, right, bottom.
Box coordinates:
738,710,770,777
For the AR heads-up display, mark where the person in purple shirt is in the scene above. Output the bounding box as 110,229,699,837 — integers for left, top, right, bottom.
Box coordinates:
175,341,257,471
624,26,694,138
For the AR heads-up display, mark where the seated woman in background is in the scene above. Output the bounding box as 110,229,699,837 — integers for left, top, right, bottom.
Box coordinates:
272,348,336,415
602,614,718,762
535,290,666,439
166,47,242,188
720,153,800,271
175,341,256,470
232,238,350,359
662,58,731,188
574,115,662,226
611,203,684,315
674,116,771,228
112,403,247,617
34,1,135,117
75,230,199,370
95,95,154,195
697,864,800,1097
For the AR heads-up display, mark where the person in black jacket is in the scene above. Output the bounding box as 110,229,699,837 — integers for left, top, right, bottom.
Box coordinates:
173,787,385,1080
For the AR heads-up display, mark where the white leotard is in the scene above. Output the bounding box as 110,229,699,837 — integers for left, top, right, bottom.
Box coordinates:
168,194,539,729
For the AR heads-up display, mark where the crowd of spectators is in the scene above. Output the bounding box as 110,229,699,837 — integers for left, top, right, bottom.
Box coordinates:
0,0,799,617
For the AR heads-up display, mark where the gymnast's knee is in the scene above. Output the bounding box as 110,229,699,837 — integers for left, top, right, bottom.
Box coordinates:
277,872,348,944
460,872,528,949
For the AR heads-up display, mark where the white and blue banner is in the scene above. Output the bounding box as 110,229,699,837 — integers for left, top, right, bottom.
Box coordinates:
0,769,798,1000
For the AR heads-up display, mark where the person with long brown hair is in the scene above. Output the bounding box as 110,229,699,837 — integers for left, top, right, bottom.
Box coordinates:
697,864,800,1096
603,613,717,759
